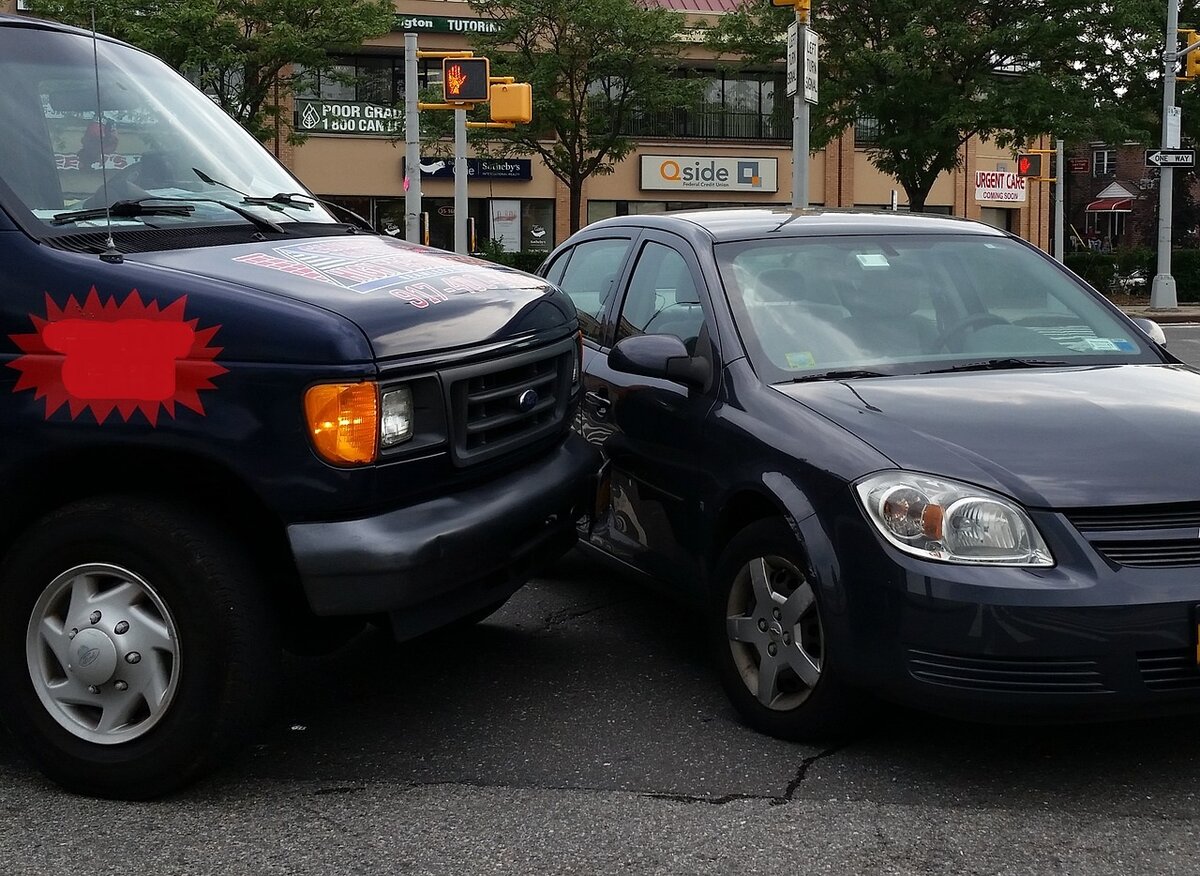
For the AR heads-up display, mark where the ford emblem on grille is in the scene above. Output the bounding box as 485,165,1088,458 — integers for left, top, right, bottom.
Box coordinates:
517,388,539,412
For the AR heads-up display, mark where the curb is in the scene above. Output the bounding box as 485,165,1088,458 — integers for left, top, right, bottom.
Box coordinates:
1120,308,1200,324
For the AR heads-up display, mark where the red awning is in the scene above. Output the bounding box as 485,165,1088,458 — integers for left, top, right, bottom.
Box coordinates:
1086,197,1133,212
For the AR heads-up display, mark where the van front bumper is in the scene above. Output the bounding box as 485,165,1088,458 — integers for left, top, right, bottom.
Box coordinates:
288,433,599,633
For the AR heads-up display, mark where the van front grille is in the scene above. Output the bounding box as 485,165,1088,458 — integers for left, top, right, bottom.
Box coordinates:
443,338,575,466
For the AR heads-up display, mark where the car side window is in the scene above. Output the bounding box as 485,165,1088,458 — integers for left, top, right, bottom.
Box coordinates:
556,237,633,342
543,249,571,287
616,242,706,349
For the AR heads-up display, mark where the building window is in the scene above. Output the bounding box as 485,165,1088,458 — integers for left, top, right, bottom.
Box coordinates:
1093,149,1116,177
619,71,788,142
854,116,881,146
297,56,443,106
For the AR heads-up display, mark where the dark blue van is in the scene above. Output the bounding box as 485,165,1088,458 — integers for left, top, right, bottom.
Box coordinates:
0,14,596,798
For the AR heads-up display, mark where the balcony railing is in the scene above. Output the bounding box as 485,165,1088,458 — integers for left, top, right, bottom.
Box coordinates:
612,107,791,142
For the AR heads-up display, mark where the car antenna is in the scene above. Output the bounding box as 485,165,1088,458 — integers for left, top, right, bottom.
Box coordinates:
90,6,122,264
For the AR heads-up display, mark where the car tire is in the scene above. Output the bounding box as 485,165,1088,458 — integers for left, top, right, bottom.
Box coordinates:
0,495,279,799
709,518,862,741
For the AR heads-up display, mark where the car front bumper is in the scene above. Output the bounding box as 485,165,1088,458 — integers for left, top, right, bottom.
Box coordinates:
288,432,600,635
831,519,1200,721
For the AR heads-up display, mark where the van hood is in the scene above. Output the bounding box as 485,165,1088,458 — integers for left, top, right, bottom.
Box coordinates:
126,235,572,359
777,364,1200,509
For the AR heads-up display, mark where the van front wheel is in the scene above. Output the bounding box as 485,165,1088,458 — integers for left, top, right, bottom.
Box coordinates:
0,495,278,799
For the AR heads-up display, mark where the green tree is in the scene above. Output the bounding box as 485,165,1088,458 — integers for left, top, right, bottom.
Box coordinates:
27,0,394,142
711,0,1159,211
469,0,697,232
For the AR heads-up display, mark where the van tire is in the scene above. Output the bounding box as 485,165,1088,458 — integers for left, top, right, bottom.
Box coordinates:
0,495,278,799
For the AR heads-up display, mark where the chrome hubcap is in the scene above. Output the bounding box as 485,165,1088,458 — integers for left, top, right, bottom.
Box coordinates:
26,563,181,744
725,555,823,711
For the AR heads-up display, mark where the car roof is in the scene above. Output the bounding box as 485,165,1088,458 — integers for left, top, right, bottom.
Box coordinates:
583,207,1010,243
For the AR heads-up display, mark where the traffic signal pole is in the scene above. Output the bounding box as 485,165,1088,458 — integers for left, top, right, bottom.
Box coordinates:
1054,139,1064,263
1151,0,1181,309
404,32,421,245
454,109,467,254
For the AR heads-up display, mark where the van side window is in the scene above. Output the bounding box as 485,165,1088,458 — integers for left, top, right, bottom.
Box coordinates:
557,238,633,342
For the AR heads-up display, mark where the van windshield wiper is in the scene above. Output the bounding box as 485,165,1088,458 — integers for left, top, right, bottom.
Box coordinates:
194,168,369,231
921,358,1068,374
51,200,194,226
788,369,890,383
52,196,285,234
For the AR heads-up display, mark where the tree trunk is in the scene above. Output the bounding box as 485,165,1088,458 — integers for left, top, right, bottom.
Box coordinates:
569,175,584,234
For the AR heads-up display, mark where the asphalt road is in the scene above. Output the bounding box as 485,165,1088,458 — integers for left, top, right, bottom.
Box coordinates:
4,334,1200,875
1164,322,1200,367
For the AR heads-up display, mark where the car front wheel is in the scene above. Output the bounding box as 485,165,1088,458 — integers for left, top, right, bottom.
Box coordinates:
0,495,278,799
710,518,861,741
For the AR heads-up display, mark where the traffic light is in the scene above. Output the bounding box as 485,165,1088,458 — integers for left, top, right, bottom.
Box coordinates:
490,83,532,124
443,58,490,103
1016,153,1043,178
1185,29,1200,79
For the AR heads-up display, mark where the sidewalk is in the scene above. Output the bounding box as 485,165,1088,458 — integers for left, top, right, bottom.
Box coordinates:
1119,304,1200,323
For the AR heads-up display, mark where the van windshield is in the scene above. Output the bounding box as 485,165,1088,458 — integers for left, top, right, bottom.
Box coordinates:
0,25,339,231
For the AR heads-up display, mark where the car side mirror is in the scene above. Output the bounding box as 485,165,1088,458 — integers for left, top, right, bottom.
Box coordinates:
1131,317,1167,347
610,334,710,391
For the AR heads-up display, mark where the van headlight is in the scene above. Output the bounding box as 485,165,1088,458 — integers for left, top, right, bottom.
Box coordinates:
854,472,1053,566
380,386,414,447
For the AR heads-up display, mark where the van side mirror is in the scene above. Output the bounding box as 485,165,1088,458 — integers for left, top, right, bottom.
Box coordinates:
610,334,710,390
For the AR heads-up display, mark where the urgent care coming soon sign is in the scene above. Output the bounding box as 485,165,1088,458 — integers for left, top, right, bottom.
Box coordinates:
974,170,1027,204
641,155,779,193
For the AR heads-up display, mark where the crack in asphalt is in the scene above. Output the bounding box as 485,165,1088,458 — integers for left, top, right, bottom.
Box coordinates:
536,598,631,633
643,742,851,806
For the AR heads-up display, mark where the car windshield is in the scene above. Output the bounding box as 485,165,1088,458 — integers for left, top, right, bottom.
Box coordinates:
714,233,1161,383
0,26,338,230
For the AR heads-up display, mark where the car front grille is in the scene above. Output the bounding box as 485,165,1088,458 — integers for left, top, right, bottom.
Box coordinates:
1064,503,1200,568
1137,650,1200,691
443,337,575,466
906,649,1109,693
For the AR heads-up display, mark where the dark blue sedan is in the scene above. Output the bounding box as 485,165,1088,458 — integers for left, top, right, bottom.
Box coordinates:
541,208,1195,738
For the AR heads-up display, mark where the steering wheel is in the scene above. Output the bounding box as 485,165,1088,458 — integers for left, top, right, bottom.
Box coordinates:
80,153,181,209
933,313,1011,351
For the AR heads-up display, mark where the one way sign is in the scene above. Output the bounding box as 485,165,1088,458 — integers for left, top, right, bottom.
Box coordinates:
1145,149,1196,167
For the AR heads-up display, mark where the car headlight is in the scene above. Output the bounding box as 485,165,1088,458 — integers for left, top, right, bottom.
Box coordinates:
854,472,1053,566
380,385,414,448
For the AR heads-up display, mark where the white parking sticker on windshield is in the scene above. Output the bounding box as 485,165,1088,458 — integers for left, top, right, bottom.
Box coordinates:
1084,337,1121,352
855,253,890,269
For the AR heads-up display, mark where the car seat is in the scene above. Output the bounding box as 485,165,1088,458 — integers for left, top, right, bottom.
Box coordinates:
0,78,64,212
840,263,937,357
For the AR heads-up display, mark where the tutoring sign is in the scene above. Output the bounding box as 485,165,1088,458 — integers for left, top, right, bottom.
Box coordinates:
974,170,1027,204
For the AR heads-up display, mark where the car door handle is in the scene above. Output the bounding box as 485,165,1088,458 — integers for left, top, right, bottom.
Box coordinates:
585,391,610,419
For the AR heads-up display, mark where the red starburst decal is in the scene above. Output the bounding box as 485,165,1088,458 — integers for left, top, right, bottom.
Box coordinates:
8,288,227,425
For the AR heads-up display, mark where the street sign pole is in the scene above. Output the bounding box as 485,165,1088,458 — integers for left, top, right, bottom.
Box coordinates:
792,13,808,210
404,32,422,245
1151,0,1180,309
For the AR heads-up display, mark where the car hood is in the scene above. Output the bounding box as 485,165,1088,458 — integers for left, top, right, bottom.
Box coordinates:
777,364,1200,509
125,235,572,360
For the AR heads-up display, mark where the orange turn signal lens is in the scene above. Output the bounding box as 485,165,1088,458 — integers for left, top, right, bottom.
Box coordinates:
304,382,379,465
